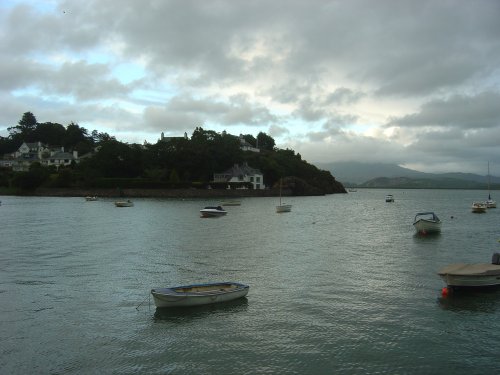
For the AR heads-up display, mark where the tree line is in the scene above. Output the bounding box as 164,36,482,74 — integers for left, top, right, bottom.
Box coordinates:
0,112,345,194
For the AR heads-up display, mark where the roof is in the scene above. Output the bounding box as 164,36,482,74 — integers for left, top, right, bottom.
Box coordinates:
44,151,75,160
219,163,261,177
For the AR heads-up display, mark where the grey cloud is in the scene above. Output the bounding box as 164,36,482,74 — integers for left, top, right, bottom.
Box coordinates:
3,0,500,173
143,94,280,133
387,91,500,129
324,88,364,105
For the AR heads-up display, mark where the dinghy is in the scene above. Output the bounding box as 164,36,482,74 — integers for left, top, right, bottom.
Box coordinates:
151,282,249,308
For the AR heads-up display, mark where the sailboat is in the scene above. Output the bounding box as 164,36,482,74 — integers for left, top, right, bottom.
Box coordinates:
486,162,496,208
276,178,292,213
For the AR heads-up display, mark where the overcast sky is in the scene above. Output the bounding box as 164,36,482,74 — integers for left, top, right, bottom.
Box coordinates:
1,0,500,174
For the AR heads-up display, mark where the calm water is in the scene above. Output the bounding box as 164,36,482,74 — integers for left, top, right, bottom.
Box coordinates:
1,189,500,374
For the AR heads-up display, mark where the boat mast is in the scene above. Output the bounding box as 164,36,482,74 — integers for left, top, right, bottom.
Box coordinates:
488,161,491,200
279,178,282,205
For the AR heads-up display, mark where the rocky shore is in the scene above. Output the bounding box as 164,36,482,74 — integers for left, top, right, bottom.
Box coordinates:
19,187,295,199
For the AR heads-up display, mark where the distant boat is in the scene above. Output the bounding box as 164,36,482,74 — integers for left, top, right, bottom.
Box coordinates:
348,188,357,192
151,282,249,308
220,200,241,206
276,178,292,213
438,253,500,288
486,162,496,208
115,200,134,207
85,196,97,201
413,212,441,234
385,194,394,202
471,202,486,213
200,206,227,217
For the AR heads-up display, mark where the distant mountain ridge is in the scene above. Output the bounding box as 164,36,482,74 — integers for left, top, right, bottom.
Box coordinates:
316,161,500,189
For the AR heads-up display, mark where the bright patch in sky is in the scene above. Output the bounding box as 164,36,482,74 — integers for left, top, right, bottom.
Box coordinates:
1,0,500,174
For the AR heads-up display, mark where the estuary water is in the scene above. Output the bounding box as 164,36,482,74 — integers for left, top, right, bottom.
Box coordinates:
1,189,500,374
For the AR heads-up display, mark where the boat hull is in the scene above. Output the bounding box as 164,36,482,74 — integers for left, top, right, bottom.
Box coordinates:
200,210,227,217
115,201,133,207
276,204,292,213
413,219,441,234
438,263,500,287
151,282,249,307
471,202,486,213
486,200,496,208
220,200,241,206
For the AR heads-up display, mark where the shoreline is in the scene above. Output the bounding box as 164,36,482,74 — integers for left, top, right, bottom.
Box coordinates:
0,187,301,199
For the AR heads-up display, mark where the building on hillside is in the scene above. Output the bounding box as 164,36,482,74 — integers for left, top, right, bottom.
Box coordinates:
213,162,265,190
1,141,78,171
158,132,188,143
239,135,260,153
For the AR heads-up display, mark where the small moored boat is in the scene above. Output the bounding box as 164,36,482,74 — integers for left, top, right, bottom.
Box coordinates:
413,212,441,234
471,202,486,213
115,200,134,207
276,178,292,213
200,206,227,217
438,253,500,288
85,196,98,201
151,282,249,307
485,162,496,208
220,200,241,206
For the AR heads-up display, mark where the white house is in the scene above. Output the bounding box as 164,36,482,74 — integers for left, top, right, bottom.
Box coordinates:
239,135,260,153
3,141,78,171
213,163,265,190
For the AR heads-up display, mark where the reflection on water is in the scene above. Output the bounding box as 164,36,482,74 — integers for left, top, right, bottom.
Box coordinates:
153,298,249,321
3,191,500,374
412,231,442,241
437,287,500,313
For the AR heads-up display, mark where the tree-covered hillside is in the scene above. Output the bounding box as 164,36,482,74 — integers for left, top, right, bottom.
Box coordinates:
1,112,346,195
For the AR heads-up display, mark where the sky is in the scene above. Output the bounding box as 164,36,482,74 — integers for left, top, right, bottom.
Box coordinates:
1,0,500,175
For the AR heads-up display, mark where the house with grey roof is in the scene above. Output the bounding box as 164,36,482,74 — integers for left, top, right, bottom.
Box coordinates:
213,162,265,189
2,141,78,171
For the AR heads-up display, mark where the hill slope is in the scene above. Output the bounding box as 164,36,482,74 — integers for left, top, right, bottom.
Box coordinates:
316,161,500,189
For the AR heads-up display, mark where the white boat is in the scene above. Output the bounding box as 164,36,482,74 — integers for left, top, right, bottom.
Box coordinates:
471,201,486,213
413,212,441,234
85,196,97,201
151,282,249,308
385,194,394,202
220,200,241,206
438,254,500,288
486,198,497,208
276,178,292,213
200,206,227,217
276,204,292,213
485,162,496,208
115,200,134,207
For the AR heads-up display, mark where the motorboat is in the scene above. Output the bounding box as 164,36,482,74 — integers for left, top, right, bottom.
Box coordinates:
85,196,98,201
200,206,227,217
151,282,249,308
385,194,394,202
438,254,500,288
471,202,486,213
115,200,134,207
413,212,441,234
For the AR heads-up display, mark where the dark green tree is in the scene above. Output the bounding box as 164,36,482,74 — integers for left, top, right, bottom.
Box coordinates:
32,122,66,145
257,132,275,151
8,112,38,142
